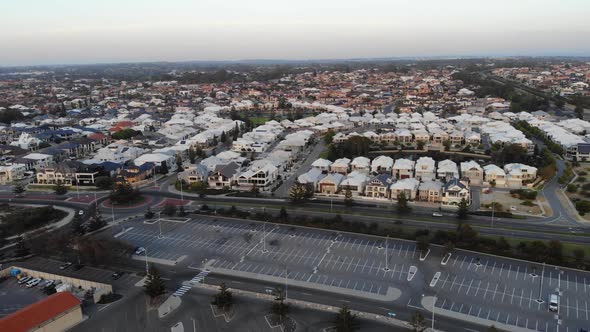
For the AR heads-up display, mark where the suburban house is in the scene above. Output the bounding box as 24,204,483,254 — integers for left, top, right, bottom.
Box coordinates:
116,162,155,184
0,164,26,184
390,178,420,200
365,173,393,199
436,159,459,181
415,157,436,181
371,155,394,173
441,178,470,206
297,168,325,189
483,164,506,187
330,158,351,174
311,158,333,172
208,162,240,189
504,163,538,188
460,160,483,186
338,171,368,196
178,164,209,185
236,164,278,190
318,173,345,194
418,180,443,202
392,158,415,179
350,156,371,173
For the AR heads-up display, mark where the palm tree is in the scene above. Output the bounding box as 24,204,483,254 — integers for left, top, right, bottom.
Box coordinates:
333,305,359,332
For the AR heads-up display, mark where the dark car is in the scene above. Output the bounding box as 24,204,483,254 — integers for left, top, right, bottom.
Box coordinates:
72,264,84,271
111,272,124,280
59,262,72,270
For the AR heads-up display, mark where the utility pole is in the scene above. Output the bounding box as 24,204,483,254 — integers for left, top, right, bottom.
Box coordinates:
111,204,115,223
180,180,184,203
76,181,80,199
145,248,149,275
285,266,288,301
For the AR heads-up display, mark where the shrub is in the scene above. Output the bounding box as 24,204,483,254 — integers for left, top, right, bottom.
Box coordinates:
577,176,587,183
567,184,578,193
575,200,590,215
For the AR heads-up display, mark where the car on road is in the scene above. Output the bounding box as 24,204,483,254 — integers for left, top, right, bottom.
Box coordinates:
432,212,443,217
72,264,84,271
111,272,124,280
59,262,72,270
18,276,31,285
78,210,84,216
26,278,41,288
549,294,560,312
134,247,146,255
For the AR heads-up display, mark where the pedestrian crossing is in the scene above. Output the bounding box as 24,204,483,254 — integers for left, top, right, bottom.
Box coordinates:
173,270,210,297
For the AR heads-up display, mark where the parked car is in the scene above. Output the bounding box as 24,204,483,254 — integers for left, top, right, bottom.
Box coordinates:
549,294,560,313
134,247,146,255
59,262,72,270
18,276,31,285
72,264,84,271
26,278,41,288
39,279,54,288
78,210,84,216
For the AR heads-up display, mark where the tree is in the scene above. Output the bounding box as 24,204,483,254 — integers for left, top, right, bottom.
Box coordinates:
54,181,68,195
144,264,166,298
416,235,430,254
159,162,169,175
547,240,563,264
442,139,451,151
396,192,411,214
95,176,113,190
220,131,228,144
573,248,586,267
289,182,308,204
416,140,425,150
188,147,197,164
178,205,186,217
211,283,233,312
333,305,359,332
410,311,426,332
270,288,290,325
457,198,469,220
12,183,25,195
145,207,154,219
250,183,260,197
71,218,86,235
162,203,177,216
175,155,183,172
279,207,288,221
487,326,499,332
109,182,142,205
344,189,354,207
324,130,336,144
86,216,107,232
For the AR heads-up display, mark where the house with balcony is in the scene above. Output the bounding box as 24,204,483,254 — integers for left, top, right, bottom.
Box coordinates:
350,156,371,173
483,164,506,187
339,171,368,196
365,173,393,199
371,155,394,174
236,163,278,190
437,159,459,181
311,158,333,173
415,157,436,181
390,178,420,200
318,173,344,194
441,178,470,207
460,160,483,186
504,163,538,188
208,162,240,189
418,180,443,202
392,158,415,179
330,158,351,175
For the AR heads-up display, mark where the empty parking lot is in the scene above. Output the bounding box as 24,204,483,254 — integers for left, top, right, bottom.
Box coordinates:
115,215,590,331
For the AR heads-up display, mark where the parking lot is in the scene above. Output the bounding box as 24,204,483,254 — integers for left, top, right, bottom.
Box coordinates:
0,277,47,317
115,215,590,332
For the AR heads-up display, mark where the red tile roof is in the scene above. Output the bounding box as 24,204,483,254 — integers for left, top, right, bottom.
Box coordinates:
0,292,81,332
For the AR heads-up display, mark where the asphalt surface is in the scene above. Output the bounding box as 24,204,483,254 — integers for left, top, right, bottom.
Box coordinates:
109,214,590,331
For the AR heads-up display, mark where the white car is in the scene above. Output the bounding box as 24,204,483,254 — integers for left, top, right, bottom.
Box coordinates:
78,210,85,216
17,276,31,285
26,278,41,288
40,279,54,288
432,212,443,217
134,247,146,255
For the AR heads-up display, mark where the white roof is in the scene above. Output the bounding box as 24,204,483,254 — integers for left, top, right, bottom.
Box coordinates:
312,158,333,168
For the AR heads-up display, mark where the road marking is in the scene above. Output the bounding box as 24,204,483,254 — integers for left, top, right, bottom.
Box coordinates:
465,279,474,295
492,284,498,301
457,277,466,293
501,285,507,303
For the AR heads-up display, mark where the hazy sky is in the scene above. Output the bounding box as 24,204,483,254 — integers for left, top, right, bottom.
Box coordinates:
1,0,589,66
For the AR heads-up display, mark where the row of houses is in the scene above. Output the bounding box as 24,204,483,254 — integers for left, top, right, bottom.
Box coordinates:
309,156,537,189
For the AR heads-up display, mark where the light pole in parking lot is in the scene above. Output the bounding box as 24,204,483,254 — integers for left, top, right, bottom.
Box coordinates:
490,190,495,228
432,295,437,331
284,266,289,301
111,204,115,223
157,212,163,238
537,262,546,303
383,235,390,272
144,248,149,275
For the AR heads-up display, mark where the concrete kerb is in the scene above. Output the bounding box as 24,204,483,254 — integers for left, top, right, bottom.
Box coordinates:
195,282,412,331
158,294,181,318
203,264,401,302
421,296,531,332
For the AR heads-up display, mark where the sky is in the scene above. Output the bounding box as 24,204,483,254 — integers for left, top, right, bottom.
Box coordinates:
1,0,589,66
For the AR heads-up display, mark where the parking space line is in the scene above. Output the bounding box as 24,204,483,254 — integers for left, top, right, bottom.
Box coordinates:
449,276,458,291
507,265,512,279
519,289,524,307
482,282,490,299
465,279,474,295
492,284,498,301
473,280,482,296
501,285,507,303
457,277,466,293
511,288,515,305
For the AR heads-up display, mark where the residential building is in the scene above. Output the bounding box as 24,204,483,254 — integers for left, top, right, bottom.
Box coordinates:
365,173,393,199
392,158,415,179
415,157,436,181
330,158,351,174
390,178,420,200
460,160,484,186
418,180,443,202
318,173,344,194
441,178,470,206
371,155,394,173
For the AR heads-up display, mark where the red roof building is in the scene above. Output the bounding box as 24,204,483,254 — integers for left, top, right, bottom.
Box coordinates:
0,292,82,332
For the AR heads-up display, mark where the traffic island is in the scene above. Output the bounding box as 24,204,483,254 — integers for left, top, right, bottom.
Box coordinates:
265,314,296,332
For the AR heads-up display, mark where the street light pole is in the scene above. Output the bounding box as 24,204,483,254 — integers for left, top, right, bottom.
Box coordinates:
144,248,149,275
384,235,390,271
432,295,437,331
111,204,115,223
538,262,546,302
180,180,184,203
285,266,288,301
491,190,495,228
158,212,162,238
